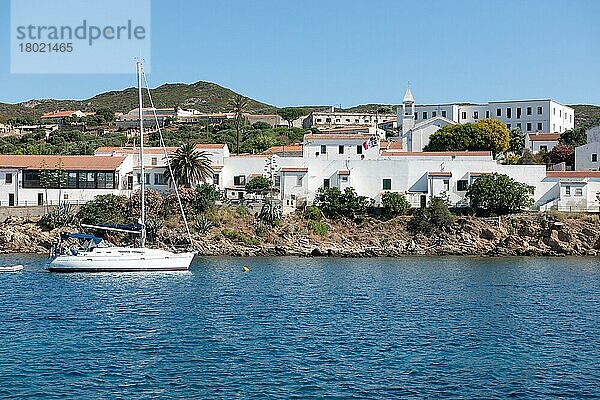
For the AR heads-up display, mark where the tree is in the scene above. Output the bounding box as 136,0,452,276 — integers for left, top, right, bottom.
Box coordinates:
278,107,305,128
508,127,525,154
424,119,510,155
547,144,575,166
473,119,510,154
314,187,374,220
193,183,221,213
245,176,272,196
381,192,410,219
77,194,129,225
168,143,213,188
408,195,453,234
229,95,248,154
518,149,545,165
560,127,586,147
466,173,534,216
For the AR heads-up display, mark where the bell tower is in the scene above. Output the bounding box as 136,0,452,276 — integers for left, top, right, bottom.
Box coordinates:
401,86,415,134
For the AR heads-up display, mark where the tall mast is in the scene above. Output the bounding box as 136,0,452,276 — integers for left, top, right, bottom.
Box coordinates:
137,61,147,247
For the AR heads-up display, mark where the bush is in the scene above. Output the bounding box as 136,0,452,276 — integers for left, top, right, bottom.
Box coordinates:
308,220,328,236
245,176,272,196
257,199,282,226
145,218,163,243
314,187,374,219
381,192,410,219
466,173,534,216
255,223,267,237
128,189,165,221
236,205,249,216
39,203,77,230
193,183,221,213
408,195,453,234
194,216,214,234
305,205,323,221
78,194,129,225
221,229,260,246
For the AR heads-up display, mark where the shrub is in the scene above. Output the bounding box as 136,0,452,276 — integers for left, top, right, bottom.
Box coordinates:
408,195,453,234
236,205,249,216
193,183,221,213
308,220,328,236
255,223,267,237
194,216,214,234
466,173,534,216
78,194,129,225
257,199,282,226
221,229,260,246
305,205,323,221
128,189,165,221
145,218,163,243
381,192,410,219
245,176,272,196
314,187,374,219
39,203,77,230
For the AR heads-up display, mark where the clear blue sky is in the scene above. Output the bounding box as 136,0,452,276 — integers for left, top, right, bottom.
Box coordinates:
1,0,599,107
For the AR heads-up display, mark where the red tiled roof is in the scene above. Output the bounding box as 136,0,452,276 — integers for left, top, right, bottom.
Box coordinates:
281,167,308,173
40,110,80,118
381,151,492,157
211,165,224,170
428,171,452,177
0,155,126,171
262,145,302,154
195,143,227,149
249,173,263,178
304,134,373,140
528,133,560,141
546,171,600,178
470,172,494,177
337,170,350,175
95,146,178,155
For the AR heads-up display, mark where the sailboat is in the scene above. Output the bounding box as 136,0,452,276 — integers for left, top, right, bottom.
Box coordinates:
47,62,195,272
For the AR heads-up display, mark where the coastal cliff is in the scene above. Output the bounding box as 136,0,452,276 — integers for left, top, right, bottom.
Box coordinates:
1,212,599,257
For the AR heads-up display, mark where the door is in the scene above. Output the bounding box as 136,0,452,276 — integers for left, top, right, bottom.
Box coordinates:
8,193,14,207
420,195,427,209
37,193,44,206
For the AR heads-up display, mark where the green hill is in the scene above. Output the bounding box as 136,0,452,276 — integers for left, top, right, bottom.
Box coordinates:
0,81,277,122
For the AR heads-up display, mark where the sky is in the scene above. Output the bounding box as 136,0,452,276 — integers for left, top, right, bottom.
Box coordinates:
0,0,599,107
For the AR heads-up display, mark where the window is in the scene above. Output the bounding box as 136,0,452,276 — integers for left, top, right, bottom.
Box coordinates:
151,157,157,166
553,124,556,131
320,145,327,154
457,180,468,191
565,186,571,196
382,178,391,190
335,119,340,122
527,122,532,131
5,173,12,184
496,108,501,116
553,108,556,115
213,173,220,185
97,172,115,189
234,175,246,186
341,176,348,183
507,124,511,129
517,123,522,129
356,145,363,155
517,108,521,118
485,111,490,118
338,145,344,154
575,188,583,197
325,118,331,123
67,172,77,188
461,111,467,120
506,108,512,118
423,112,428,119
355,119,359,123
414,113,418,120
442,110,447,118
592,154,598,162
537,106,543,115
154,173,166,185
346,119,350,122
559,110,562,117
473,111,479,119
527,107,532,115
63,193,69,200
443,179,450,191
432,111,437,117
540,145,548,152
316,118,322,123
296,176,303,186
323,178,330,188
537,123,543,131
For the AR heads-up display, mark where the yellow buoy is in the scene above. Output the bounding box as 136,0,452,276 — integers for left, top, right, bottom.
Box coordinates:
243,266,250,272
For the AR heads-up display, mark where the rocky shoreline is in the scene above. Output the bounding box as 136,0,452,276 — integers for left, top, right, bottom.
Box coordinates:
1,212,599,257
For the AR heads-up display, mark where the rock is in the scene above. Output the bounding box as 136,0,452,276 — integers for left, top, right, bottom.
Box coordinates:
480,228,497,241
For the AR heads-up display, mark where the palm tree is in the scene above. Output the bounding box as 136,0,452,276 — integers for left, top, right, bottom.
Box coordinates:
168,143,213,188
229,95,248,154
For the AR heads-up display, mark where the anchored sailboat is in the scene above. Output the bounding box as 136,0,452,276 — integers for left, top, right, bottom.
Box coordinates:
47,62,195,272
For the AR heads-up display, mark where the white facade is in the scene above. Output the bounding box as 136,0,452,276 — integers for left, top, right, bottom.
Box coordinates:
575,126,600,171
525,133,560,153
303,107,396,129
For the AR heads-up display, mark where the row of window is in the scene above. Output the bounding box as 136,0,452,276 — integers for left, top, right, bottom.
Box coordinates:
415,110,447,120
23,170,117,189
316,118,375,124
564,186,583,196
318,145,364,155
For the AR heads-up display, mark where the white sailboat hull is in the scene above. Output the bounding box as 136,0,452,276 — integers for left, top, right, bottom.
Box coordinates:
47,247,195,273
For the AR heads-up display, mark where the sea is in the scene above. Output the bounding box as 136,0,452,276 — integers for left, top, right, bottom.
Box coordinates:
0,255,599,399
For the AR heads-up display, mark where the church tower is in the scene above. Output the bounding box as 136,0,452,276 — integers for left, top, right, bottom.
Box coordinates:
401,86,415,134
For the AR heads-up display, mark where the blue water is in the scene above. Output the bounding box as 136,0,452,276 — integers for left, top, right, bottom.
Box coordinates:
0,255,599,399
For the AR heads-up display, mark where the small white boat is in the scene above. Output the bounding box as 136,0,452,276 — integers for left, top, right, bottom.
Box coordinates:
0,265,24,272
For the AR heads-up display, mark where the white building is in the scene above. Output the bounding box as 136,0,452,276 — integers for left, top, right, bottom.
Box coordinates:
575,126,600,171
303,107,396,130
399,92,574,135
525,133,561,153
